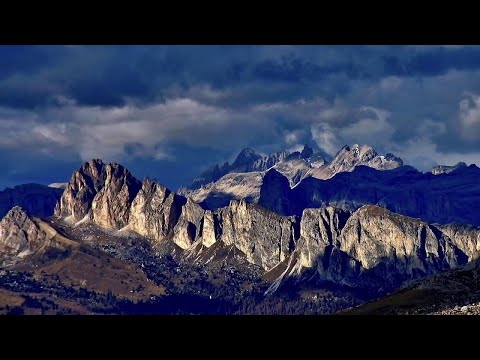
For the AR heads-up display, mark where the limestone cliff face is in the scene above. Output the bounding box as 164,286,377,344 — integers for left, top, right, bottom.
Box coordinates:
91,163,141,229
56,160,141,229
171,198,205,249
296,207,350,269
0,207,74,263
55,159,107,221
53,160,480,292
332,206,466,287
128,179,186,242
0,207,48,256
267,205,475,291
437,223,480,261
213,200,299,270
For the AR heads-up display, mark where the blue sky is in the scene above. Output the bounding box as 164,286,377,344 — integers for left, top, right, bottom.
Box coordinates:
1,45,480,190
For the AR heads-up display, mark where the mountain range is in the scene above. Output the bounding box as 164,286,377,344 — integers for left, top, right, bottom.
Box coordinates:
179,144,404,210
1,143,479,315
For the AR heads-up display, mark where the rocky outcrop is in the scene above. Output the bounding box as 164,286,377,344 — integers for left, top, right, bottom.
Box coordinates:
90,163,141,229
55,159,107,221
171,198,205,249
0,183,63,219
53,159,480,293
128,178,186,241
211,200,299,270
0,207,48,256
296,207,350,269
307,144,403,180
432,161,467,175
56,160,141,229
0,207,73,261
183,144,400,211
270,205,473,291
189,147,287,189
331,206,466,288
436,223,480,261
180,172,264,210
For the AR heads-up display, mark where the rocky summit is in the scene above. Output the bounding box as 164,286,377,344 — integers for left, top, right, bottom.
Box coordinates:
51,160,480,292
1,155,480,315
180,143,401,211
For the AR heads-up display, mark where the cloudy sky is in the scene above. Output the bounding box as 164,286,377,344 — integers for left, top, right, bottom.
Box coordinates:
1,45,480,190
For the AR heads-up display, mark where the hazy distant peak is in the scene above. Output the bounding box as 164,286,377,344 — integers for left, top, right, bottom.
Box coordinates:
432,161,468,175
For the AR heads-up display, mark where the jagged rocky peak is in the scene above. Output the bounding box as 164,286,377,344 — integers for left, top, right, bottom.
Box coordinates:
90,162,142,229
232,147,262,167
328,144,403,173
384,153,403,165
0,206,47,256
188,147,293,190
54,159,108,221
55,159,142,229
432,161,468,175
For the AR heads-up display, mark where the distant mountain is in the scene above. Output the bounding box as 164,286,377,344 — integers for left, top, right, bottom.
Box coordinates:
0,206,74,265
306,144,403,180
189,147,290,189
431,161,467,175
259,163,480,226
0,184,63,219
2,158,480,314
181,144,402,211
51,160,479,291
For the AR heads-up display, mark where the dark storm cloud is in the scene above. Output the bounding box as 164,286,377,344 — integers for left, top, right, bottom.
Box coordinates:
1,45,480,190
2,45,480,110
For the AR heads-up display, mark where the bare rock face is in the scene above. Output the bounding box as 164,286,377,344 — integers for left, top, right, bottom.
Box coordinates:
432,161,467,175
0,207,48,256
337,206,465,282
308,144,403,180
53,159,480,293
200,210,217,248
90,163,142,229
55,159,107,221
296,207,350,269
271,205,473,291
180,172,264,210
437,223,480,261
214,200,298,270
128,178,186,242
172,198,205,249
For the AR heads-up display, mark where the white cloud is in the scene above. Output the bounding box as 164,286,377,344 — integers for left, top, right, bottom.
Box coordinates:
458,93,480,141
311,123,341,156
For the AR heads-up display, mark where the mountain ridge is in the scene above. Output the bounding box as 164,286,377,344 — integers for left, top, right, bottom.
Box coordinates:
180,143,403,209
